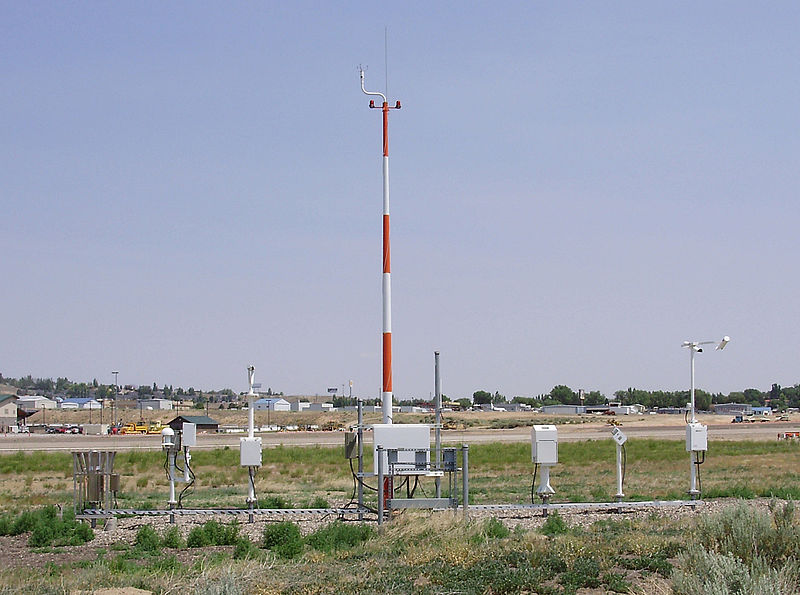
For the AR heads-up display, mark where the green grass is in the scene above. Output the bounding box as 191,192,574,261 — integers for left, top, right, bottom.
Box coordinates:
2,439,800,512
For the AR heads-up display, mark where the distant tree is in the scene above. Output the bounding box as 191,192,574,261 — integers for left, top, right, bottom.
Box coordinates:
549,385,576,404
472,390,492,405
492,391,506,404
92,378,99,388
188,387,196,396
456,398,472,410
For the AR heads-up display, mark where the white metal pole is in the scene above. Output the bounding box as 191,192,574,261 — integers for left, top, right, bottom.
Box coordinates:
435,351,442,498
247,366,255,439
615,443,624,501
168,451,176,506
690,346,696,423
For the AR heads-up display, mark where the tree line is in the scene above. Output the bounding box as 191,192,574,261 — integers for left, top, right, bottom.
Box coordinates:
473,382,800,411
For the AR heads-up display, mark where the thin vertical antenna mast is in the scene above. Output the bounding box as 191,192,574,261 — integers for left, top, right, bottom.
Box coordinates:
360,66,401,424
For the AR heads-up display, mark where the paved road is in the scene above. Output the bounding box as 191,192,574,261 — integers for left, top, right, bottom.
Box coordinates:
1,421,796,452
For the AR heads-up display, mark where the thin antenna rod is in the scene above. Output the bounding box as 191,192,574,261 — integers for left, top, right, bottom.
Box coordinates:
385,26,389,97
359,66,401,424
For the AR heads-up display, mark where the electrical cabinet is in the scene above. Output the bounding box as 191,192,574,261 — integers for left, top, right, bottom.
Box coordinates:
182,423,196,447
372,424,430,474
240,437,262,467
686,423,708,452
531,425,558,464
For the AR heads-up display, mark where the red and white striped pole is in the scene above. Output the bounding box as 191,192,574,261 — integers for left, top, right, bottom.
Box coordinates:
361,67,401,424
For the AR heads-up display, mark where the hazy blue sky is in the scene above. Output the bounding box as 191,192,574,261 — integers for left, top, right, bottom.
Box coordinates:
2,2,798,400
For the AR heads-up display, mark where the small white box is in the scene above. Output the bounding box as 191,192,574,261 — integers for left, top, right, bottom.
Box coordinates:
611,426,627,446
182,423,196,447
532,425,558,464
240,437,262,467
373,424,430,474
686,423,708,452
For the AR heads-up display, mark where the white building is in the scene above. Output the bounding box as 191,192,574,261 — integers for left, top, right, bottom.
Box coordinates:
307,403,334,412
138,398,173,411
253,398,291,412
16,395,57,409
290,400,311,412
59,398,101,410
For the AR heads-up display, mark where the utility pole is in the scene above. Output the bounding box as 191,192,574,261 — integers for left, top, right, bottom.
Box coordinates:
360,66,401,424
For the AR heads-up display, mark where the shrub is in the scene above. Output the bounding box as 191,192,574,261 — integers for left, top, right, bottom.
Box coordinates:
186,525,211,548
162,526,184,549
306,521,374,553
541,511,569,537
233,536,259,560
134,525,161,552
307,496,330,509
262,521,303,559
0,515,11,536
483,517,510,539
261,495,292,509
186,520,240,548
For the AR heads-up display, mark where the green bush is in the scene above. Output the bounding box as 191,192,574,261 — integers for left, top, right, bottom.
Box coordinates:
186,525,211,548
483,517,510,539
161,526,184,549
134,525,161,552
305,521,374,553
541,511,569,537
262,521,303,559
307,496,330,509
233,536,259,560
6,506,95,548
261,495,292,509
0,515,11,536
186,520,240,548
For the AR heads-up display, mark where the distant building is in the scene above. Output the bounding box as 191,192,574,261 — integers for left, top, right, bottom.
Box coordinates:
541,405,586,415
253,398,290,412
138,399,173,411
60,398,101,410
168,415,219,433
752,406,772,416
290,400,311,412
713,403,753,415
307,403,334,412
0,396,18,432
16,395,57,410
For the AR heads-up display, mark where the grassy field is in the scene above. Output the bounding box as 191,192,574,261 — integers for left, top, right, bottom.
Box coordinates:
1,440,800,593
1,438,799,512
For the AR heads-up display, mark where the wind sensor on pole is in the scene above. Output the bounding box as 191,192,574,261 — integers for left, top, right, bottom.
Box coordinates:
360,66,401,425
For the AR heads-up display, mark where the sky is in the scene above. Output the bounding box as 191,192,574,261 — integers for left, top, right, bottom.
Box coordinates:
2,2,799,401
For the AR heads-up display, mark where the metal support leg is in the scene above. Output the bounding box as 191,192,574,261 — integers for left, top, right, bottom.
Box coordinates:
461,444,469,519
377,446,384,526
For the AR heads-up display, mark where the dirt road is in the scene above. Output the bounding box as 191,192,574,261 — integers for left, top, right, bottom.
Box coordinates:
1,419,796,452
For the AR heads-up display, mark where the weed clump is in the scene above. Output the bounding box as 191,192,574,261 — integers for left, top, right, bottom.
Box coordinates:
186,520,240,548
0,506,94,547
161,526,184,549
262,521,303,559
672,501,800,594
306,521,374,553
134,525,161,552
541,511,569,537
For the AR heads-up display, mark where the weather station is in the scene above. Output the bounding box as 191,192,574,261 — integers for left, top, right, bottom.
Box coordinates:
682,336,730,499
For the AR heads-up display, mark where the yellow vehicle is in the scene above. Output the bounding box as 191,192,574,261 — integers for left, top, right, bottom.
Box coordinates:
147,422,164,434
120,422,138,435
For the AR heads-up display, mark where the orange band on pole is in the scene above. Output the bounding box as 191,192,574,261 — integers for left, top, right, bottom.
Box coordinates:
382,332,392,393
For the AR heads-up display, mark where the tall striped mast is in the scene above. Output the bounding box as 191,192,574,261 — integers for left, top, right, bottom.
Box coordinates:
360,67,401,424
